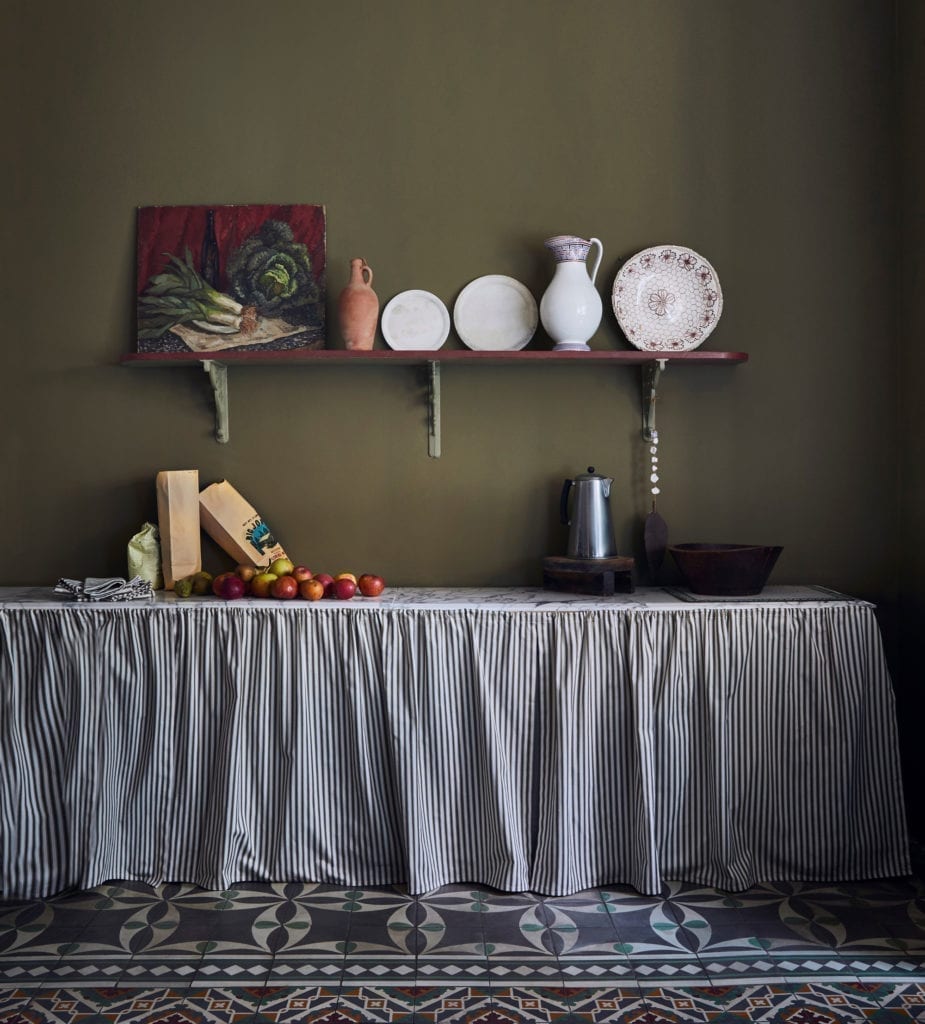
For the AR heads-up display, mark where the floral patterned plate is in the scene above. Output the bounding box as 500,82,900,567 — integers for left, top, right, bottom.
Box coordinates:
611,246,723,352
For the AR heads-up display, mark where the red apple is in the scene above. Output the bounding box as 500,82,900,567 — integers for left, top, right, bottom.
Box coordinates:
212,572,235,597
250,571,278,598
292,566,313,582
299,578,324,601
358,574,386,597
217,575,246,600
271,575,299,600
314,573,335,597
332,577,357,600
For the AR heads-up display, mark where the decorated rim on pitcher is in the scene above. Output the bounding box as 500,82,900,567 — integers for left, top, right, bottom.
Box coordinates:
611,245,723,352
545,235,593,263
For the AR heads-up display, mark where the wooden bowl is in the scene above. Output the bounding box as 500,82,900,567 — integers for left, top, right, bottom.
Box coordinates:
668,543,783,596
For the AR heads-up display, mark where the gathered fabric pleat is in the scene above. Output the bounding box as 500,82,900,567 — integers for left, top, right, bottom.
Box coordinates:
0,601,910,899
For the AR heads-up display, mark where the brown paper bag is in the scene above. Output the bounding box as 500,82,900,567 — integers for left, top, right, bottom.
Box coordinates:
199,480,287,568
156,471,202,589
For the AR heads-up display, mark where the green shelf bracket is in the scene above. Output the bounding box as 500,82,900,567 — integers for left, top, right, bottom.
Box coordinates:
202,360,229,444
428,360,441,459
641,358,667,443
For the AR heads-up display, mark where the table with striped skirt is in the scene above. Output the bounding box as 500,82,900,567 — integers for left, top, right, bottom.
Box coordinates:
0,586,910,899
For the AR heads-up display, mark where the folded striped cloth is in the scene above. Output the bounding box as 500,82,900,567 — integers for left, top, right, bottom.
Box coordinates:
54,576,155,602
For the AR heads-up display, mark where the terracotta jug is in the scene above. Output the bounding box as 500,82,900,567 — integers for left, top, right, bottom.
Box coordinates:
338,258,379,350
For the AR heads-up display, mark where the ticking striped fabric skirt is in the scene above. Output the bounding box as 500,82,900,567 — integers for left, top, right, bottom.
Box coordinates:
0,600,910,899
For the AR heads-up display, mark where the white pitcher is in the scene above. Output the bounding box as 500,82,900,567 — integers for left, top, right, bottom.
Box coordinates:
539,235,604,351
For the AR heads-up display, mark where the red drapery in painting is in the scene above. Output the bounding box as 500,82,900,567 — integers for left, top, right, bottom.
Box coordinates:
136,205,326,296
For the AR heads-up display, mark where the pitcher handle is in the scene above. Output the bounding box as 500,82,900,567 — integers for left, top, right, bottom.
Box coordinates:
362,261,373,286
588,238,603,285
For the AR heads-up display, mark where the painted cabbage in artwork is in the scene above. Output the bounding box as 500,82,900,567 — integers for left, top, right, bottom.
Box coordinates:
226,219,320,319
136,204,326,354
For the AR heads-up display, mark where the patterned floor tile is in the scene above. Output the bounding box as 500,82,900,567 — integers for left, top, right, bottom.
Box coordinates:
1,895,97,962
596,889,667,947
87,985,193,1018
479,895,568,960
652,982,884,1022
660,883,855,957
191,953,274,990
558,960,640,988
836,956,925,985
475,890,545,954
416,890,493,955
25,986,130,1022
198,884,350,956
177,987,255,1022
699,953,857,988
624,957,714,987
484,959,564,989
336,900,415,956
57,884,201,962
640,985,714,1022
752,985,869,1022
876,981,925,1016
182,983,337,1022
416,955,491,986
490,985,572,1022
551,985,649,1022
337,956,416,988
823,883,925,957
0,988,32,1017
542,901,629,960
335,984,419,1021
127,889,261,954
3,877,925,1021
0,957,59,990
414,987,498,1023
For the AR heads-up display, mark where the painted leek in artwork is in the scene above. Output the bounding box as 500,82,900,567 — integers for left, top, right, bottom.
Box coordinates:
138,249,245,339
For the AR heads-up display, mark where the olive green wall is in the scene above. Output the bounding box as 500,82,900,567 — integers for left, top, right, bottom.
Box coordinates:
2,1,899,599
898,0,925,836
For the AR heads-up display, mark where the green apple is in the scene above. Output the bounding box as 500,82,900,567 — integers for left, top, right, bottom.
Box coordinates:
268,557,294,578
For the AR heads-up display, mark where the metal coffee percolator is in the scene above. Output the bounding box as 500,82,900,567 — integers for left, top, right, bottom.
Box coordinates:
560,467,617,559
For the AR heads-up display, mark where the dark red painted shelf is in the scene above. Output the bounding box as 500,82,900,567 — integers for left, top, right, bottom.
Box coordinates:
121,348,748,367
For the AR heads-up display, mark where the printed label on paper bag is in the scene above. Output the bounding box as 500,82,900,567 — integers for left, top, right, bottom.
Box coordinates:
245,518,278,556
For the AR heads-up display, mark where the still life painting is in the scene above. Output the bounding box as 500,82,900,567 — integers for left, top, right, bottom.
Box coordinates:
136,204,326,353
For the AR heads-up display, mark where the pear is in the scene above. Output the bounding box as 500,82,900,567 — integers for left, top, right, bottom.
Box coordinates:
191,571,213,596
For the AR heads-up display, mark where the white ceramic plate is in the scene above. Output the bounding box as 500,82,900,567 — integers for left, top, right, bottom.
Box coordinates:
612,246,723,352
453,275,538,351
381,290,450,351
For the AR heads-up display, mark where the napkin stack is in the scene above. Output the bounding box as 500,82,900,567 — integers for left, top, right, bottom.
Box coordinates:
54,576,155,602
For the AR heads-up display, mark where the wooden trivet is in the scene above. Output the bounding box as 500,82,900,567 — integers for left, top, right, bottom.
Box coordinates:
542,555,636,596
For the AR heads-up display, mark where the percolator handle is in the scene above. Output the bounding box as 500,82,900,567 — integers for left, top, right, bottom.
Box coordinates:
560,478,573,526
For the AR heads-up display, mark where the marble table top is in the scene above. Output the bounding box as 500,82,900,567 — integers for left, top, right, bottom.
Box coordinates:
0,584,869,612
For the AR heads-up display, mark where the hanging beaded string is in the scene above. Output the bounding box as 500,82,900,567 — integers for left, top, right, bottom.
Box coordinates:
650,435,660,508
